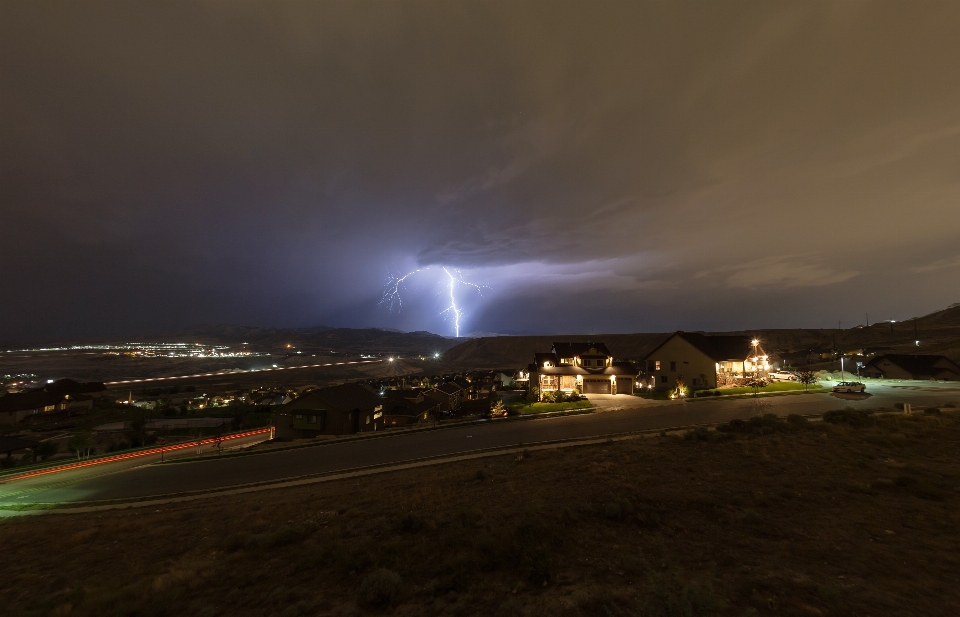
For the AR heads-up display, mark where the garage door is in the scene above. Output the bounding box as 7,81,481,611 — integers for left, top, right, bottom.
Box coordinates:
582,380,611,394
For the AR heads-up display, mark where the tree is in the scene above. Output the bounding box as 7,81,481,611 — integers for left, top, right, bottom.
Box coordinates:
490,398,508,418
526,381,540,403
796,370,819,392
672,374,688,399
744,375,768,396
68,432,93,460
32,441,59,462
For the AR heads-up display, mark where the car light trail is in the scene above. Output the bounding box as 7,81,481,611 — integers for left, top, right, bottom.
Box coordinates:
104,359,383,385
0,428,272,484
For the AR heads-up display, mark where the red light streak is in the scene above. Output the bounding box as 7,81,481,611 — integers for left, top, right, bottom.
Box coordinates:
1,428,272,483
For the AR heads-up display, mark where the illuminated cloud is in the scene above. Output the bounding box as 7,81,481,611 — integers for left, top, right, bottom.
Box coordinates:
2,2,959,339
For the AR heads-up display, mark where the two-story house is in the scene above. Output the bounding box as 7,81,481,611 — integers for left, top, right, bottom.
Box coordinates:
643,331,780,390
273,383,384,440
529,342,638,396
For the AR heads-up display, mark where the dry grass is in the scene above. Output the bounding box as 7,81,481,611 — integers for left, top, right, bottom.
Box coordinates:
2,412,960,616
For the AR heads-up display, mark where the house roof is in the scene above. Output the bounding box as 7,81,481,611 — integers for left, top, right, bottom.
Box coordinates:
0,390,62,413
436,382,462,395
0,435,40,454
289,383,381,412
534,352,559,367
551,342,611,358
643,331,753,362
865,354,960,376
535,362,638,377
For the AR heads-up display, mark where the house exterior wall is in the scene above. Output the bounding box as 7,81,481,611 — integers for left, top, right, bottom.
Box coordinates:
864,359,913,380
273,394,383,439
864,357,960,380
645,337,718,390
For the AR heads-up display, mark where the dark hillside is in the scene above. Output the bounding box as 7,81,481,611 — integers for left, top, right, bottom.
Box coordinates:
443,303,960,369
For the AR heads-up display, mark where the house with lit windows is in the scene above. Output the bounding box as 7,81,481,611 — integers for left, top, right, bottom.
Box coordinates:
528,342,638,396
642,331,780,390
273,383,384,439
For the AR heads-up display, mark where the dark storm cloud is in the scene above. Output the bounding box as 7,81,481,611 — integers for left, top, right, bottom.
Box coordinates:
2,1,960,340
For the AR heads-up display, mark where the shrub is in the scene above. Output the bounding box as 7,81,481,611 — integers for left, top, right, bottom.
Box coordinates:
244,523,314,550
358,568,402,608
684,427,734,442
395,511,424,533
786,414,807,425
717,414,799,435
604,497,635,520
823,409,873,427
924,407,942,415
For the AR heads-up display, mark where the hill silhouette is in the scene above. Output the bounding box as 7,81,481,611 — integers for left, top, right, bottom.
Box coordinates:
441,303,960,369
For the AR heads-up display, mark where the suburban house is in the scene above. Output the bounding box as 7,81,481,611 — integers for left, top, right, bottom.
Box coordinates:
643,331,781,390
528,342,638,396
861,354,960,381
424,382,464,412
381,389,440,426
0,379,104,425
273,383,384,440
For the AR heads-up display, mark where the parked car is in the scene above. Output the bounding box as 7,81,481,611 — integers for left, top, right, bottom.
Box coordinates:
832,381,866,393
768,370,797,382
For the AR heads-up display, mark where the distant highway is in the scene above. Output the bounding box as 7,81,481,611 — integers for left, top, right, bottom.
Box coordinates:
105,359,383,385
1,380,957,509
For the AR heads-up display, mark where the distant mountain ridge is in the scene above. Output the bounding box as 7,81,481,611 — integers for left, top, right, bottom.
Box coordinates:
441,303,960,369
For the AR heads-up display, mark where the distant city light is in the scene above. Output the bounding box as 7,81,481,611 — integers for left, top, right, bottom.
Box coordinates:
2,342,263,359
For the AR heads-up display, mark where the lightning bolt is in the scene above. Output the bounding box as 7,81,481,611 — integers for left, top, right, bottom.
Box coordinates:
380,266,486,337
379,269,422,311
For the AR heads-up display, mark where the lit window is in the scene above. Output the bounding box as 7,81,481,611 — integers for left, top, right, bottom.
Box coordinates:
654,361,661,371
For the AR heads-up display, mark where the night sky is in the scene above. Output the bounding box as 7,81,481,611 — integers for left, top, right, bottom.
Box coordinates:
3,2,960,341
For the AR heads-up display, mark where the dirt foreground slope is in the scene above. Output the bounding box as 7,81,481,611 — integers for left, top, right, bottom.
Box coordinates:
2,410,959,617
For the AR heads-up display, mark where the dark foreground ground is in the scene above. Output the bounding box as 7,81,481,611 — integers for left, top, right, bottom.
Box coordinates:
2,410,959,617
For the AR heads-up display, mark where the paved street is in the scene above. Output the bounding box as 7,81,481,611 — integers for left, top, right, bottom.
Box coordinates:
2,380,957,509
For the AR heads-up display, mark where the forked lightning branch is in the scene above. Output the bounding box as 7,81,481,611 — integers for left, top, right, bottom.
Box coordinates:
380,266,486,337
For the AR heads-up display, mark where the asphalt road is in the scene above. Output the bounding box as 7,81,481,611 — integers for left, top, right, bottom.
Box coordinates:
2,380,957,508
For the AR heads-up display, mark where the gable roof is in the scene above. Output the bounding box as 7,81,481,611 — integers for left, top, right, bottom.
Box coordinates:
644,331,753,362
865,354,960,376
0,390,62,413
552,342,611,358
534,352,559,367
292,383,381,412
436,382,462,395
0,435,40,454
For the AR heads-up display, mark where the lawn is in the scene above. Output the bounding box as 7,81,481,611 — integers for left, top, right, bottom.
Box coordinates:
703,381,827,396
508,400,594,415
2,408,960,616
